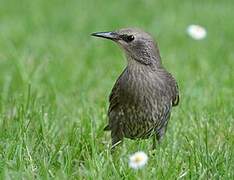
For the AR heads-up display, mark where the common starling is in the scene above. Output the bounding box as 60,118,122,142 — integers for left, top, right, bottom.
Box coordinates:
91,28,179,149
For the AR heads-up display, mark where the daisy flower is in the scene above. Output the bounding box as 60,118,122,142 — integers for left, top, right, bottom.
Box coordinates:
129,151,148,169
187,24,207,40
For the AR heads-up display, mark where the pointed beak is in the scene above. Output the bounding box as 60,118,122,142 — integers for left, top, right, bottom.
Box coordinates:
91,31,120,41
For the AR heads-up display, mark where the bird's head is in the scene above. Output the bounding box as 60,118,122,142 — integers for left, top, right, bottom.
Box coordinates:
91,28,161,66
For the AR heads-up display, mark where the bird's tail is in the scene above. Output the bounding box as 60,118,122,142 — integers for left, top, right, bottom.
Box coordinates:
103,125,110,131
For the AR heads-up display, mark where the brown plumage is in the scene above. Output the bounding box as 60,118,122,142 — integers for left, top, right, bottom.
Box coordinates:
91,28,179,149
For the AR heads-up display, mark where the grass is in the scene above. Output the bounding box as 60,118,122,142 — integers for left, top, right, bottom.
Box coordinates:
0,0,233,179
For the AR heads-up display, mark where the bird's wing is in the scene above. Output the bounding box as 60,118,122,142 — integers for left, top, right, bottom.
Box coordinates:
108,75,123,115
105,69,128,146
160,101,172,126
108,82,120,115
154,71,179,139
155,100,172,139
172,81,179,106
163,70,179,107
105,68,127,131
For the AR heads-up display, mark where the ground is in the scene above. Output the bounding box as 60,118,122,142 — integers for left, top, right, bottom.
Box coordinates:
0,0,233,179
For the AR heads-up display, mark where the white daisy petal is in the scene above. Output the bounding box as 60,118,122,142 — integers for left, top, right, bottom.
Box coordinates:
129,151,148,169
187,24,207,40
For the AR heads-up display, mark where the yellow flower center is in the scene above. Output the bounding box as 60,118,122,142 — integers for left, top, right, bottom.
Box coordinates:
134,156,144,163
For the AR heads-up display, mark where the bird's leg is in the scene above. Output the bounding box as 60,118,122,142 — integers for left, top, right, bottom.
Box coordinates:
152,134,157,150
150,135,158,156
151,130,164,153
152,128,161,150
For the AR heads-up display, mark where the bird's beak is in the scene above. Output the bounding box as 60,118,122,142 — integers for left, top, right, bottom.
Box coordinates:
91,31,120,41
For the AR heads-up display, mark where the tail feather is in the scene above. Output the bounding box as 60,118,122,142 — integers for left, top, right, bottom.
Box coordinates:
104,125,110,131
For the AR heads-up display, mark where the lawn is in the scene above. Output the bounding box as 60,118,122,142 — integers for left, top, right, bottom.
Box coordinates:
0,0,233,179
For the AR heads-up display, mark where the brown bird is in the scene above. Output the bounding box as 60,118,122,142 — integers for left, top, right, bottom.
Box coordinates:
91,28,179,149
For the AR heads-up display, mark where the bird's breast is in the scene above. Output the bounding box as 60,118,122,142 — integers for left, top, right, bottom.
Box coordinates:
120,68,161,104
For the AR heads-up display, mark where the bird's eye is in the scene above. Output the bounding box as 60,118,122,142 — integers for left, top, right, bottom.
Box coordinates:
126,35,134,42
120,34,135,43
